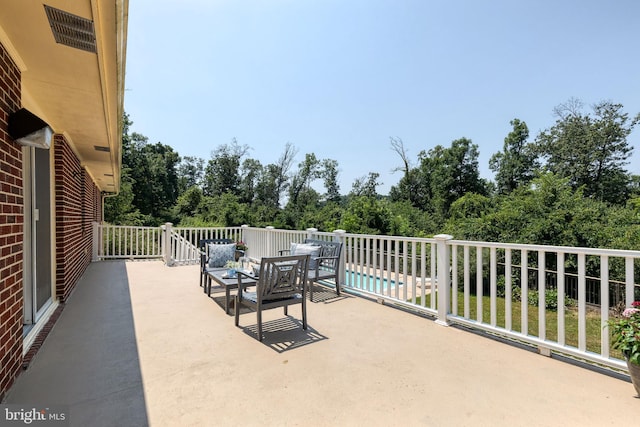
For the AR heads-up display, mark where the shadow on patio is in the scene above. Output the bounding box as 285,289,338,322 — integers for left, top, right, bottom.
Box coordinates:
4,261,149,426
6,260,639,426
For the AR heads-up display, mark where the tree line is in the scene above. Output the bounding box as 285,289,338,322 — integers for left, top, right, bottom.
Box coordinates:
105,98,640,250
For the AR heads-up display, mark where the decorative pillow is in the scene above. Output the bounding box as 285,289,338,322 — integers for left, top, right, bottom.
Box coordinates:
290,243,321,270
207,243,236,268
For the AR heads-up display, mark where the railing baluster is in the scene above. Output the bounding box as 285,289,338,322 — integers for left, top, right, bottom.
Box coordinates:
476,246,483,323
451,244,458,315
578,253,586,352
557,251,565,345
420,241,427,308
521,249,528,335
505,248,512,331
490,247,497,327
626,256,634,307
600,255,609,358
463,245,470,318
538,250,546,341
430,243,436,310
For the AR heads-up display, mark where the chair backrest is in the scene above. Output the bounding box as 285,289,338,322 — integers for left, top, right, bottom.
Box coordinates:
199,238,234,252
257,255,310,302
303,239,342,272
199,238,235,269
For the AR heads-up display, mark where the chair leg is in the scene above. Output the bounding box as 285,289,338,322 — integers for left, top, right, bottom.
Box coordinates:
234,297,241,326
309,280,314,302
257,309,263,341
302,296,307,330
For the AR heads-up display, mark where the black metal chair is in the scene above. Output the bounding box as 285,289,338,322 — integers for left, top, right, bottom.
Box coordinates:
234,254,310,341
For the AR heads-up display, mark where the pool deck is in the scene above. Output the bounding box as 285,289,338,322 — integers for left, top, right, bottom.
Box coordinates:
4,260,639,426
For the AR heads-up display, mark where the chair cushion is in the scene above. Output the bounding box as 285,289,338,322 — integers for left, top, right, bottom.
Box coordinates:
241,291,303,304
290,243,321,269
242,291,258,303
207,243,236,268
307,269,335,281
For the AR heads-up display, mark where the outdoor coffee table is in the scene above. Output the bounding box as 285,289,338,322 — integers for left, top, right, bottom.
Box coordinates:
207,270,257,315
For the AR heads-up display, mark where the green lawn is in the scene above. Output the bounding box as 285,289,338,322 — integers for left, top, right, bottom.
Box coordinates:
417,292,620,358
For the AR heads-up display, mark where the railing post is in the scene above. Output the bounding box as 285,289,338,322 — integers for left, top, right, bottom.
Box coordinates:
333,229,347,286
266,226,275,257
92,221,99,261
240,224,249,258
306,227,318,240
163,222,173,266
434,234,453,326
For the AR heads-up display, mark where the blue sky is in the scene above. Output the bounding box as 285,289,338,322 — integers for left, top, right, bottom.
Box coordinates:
124,0,640,195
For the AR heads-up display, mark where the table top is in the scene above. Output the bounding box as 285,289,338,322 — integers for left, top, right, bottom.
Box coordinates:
208,269,257,286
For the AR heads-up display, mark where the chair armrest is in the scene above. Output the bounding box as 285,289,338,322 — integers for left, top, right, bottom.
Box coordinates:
278,249,292,255
308,256,339,277
236,270,255,299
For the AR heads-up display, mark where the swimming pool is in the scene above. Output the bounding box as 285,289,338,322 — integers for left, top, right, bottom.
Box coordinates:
345,270,401,293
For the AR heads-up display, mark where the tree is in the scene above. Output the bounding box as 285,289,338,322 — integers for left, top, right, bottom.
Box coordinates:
321,159,341,203
340,196,390,234
350,172,382,198
254,143,296,209
535,99,639,204
143,142,181,218
177,156,204,193
203,138,249,197
288,153,321,208
389,137,430,208
238,158,262,204
173,185,203,219
413,138,485,221
112,114,180,223
489,119,538,194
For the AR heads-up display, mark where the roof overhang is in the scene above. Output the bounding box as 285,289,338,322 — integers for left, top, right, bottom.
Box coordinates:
0,0,128,193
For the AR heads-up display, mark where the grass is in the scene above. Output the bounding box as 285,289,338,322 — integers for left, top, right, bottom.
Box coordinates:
416,291,621,358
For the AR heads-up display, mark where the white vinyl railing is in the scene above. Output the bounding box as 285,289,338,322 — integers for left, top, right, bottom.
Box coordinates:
93,223,163,260
93,222,640,372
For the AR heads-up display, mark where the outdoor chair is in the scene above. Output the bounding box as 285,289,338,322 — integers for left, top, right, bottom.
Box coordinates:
199,238,243,291
234,254,310,341
280,239,343,302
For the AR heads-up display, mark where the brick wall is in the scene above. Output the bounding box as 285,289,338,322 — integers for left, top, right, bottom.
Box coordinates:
54,136,101,302
0,41,23,398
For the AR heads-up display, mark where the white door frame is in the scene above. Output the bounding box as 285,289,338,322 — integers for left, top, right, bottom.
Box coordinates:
22,145,54,325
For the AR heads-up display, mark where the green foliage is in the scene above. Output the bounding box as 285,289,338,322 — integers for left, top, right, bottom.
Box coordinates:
387,200,438,237
339,196,390,234
535,99,639,205
526,289,575,312
113,106,640,252
607,302,640,364
489,118,538,194
198,193,250,227
203,138,248,197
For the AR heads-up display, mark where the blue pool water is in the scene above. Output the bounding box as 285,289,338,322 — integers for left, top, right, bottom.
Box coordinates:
346,270,401,292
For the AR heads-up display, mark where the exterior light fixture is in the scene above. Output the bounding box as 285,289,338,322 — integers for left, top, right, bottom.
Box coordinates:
8,108,53,149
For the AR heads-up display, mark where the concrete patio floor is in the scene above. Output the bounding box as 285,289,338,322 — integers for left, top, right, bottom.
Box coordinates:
4,260,639,426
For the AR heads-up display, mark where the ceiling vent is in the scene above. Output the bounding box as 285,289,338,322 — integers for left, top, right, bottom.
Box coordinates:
94,145,110,152
44,5,97,53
